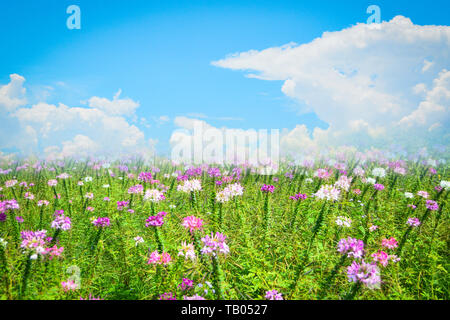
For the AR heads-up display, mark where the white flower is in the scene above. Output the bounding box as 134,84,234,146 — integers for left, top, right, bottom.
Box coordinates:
371,168,386,178
0,238,7,248
177,179,202,193
440,180,450,190
169,204,176,209
404,192,414,199
353,167,365,177
334,176,352,192
305,178,313,183
144,189,165,202
30,254,38,260
84,176,93,182
314,185,340,201
134,236,144,246
365,177,376,184
102,184,110,188
335,216,352,227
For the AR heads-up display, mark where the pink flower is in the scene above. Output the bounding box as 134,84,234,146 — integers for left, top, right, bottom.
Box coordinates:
314,168,332,180
265,289,283,300
147,250,172,265
371,251,389,267
381,237,398,250
44,245,64,259
61,280,79,291
145,211,167,227
182,215,204,233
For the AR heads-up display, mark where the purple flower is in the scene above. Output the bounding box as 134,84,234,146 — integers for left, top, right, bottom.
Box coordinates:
201,232,229,256
91,217,110,228
145,211,167,227
425,200,439,211
138,172,153,182
347,260,381,289
51,213,72,231
158,292,176,300
289,193,307,201
373,183,385,191
407,217,421,227
261,184,275,193
265,289,283,300
207,167,221,178
337,237,365,259
117,200,130,211
178,278,194,291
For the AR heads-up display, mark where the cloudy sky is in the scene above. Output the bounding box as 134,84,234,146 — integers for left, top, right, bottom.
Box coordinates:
0,0,449,159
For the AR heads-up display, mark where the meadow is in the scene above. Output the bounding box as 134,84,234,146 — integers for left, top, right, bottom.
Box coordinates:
0,152,448,300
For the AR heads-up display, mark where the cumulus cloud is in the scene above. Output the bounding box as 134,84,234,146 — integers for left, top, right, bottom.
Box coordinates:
87,89,139,116
170,116,279,166
212,16,450,153
0,74,27,112
0,75,154,160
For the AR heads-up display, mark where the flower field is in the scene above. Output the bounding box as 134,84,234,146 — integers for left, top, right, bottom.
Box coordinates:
0,153,448,300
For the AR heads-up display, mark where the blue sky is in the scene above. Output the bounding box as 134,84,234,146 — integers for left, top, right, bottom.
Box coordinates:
0,0,449,158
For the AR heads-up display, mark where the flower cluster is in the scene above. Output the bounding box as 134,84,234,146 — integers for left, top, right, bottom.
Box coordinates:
373,183,385,191
314,168,332,180
177,179,202,193
182,215,204,233
425,200,439,211
371,250,400,267
289,193,308,201
91,217,110,228
145,211,167,227
314,184,340,201
260,184,275,193
138,172,153,182
51,212,72,231
143,189,166,202
265,289,283,300
216,183,244,203
61,280,79,291
337,237,365,258
20,230,48,255
381,237,398,249
158,292,176,300
178,278,194,291
128,184,144,194
0,199,20,214
117,200,130,211
334,175,352,192
178,241,196,261
371,167,386,178
335,216,352,228
407,217,421,227
147,250,172,265
347,260,381,289
45,245,64,260
200,232,229,256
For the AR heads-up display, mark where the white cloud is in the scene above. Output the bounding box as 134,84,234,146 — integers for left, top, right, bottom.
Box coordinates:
87,89,139,116
0,74,27,112
0,75,154,159
399,69,450,129
212,16,450,151
422,59,434,73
